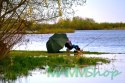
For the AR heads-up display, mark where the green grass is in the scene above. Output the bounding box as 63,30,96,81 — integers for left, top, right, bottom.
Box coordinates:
9,50,108,56
0,50,110,80
39,28,74,34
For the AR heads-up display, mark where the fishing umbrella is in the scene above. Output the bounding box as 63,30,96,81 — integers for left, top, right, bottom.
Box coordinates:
46,33,68,53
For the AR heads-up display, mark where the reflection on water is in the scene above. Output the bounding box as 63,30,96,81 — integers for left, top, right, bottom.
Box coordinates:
1,54,124,83
17,54,125,83
47,66,121,80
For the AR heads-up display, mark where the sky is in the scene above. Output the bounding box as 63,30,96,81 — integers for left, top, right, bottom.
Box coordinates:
74,0,125,23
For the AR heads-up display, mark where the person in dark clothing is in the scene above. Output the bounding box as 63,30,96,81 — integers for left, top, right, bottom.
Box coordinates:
65,39,80,52
65,40,73,50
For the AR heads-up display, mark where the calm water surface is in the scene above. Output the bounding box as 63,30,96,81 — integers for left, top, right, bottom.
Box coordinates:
8,30,125,83
14,30,125,53
13,54,125,83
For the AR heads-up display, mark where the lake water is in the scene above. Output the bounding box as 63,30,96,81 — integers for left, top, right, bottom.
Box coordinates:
4,30,125,83
14,54,125,83
14,30,125,53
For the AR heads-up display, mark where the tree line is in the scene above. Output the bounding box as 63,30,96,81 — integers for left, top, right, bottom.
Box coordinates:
28,16,125,32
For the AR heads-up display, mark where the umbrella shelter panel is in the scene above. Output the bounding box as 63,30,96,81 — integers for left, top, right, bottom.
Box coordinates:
46,33,68,53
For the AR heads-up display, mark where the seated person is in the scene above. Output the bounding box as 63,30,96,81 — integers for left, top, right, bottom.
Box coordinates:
65,40,80,53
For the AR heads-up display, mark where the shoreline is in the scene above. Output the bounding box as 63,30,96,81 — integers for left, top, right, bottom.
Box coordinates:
0,50,111,80
10,50,125,55
4,29,125,34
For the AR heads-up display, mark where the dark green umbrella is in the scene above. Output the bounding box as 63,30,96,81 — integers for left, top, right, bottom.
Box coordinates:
46,33,68,53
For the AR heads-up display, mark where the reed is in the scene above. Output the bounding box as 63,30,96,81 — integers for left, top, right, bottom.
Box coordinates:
39,28,74,34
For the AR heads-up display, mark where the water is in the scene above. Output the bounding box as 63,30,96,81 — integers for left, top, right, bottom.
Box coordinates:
7,30,125,83
13,54,125,83
14,30,125,53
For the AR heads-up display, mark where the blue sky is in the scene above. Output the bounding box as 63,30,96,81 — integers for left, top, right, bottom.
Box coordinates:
75,0,125,23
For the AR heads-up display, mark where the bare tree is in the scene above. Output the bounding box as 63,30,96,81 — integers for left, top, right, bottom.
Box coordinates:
0,0,86,60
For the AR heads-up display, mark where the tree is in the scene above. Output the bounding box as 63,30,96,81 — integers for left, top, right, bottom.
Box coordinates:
0,0,28,59
0,0,86,60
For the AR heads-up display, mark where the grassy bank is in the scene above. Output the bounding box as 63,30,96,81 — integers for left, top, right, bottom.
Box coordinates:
25,28,75,34
9,50,108,56
0,51,110,80
25,17,125,33
38,28,74,34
